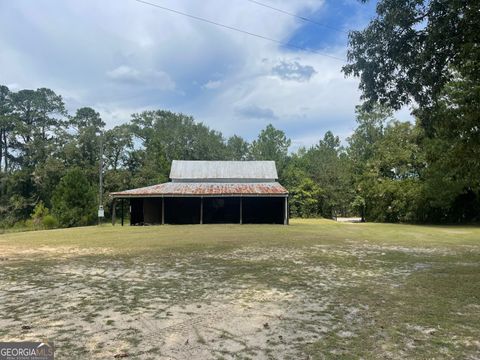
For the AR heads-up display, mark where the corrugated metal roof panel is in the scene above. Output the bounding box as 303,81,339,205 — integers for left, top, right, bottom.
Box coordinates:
169,160,278,180
111,182,288,197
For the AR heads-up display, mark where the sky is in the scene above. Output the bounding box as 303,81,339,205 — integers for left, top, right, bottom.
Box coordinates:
0,0,410,150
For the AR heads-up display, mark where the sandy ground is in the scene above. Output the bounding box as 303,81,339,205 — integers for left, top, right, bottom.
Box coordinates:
2,239,471,360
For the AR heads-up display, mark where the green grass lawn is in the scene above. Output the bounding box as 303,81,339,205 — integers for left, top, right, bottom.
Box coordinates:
0,219,479,359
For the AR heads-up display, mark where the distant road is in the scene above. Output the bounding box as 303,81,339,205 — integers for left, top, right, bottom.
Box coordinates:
336,217,363,223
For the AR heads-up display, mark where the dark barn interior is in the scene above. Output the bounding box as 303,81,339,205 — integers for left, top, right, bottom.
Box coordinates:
128,196,286,225
164,197,201,224
130,198,144,225
203,197,240,224
143,198,162,224
242,197,284,224
130,198,163,225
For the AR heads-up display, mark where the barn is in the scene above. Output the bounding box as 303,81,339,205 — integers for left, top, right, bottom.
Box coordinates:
110,160,289,225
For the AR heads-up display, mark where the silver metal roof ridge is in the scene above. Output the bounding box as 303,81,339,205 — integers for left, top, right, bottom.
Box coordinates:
169,160,278,182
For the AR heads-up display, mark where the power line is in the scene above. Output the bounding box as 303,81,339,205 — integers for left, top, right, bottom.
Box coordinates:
245,0,348,34
134,0,346,62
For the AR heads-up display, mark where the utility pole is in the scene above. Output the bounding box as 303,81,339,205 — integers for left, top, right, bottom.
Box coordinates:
98,131,104,224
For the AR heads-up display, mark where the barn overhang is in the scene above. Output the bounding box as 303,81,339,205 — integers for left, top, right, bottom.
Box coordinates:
110,182,288,198
110,182,289,226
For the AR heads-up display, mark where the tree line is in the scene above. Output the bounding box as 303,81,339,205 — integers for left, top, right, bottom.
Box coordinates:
0,83,477,229
343,0,479,223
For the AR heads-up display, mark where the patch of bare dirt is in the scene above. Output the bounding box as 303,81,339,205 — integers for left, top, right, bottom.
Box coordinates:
0,242,465,359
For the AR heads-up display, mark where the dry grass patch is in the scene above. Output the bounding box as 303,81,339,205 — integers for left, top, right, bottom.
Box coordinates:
0,219,479,359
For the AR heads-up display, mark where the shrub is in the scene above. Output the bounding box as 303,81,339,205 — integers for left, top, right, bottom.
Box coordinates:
24,219,35,229
289,178,325,218
52,168,97,227
12,220,27,230
43,215,59,229
31,201,50,228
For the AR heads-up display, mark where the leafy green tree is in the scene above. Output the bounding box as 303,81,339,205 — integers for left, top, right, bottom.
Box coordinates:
131,110,227,162
0,85,14,172
1,169,36,224
249,124,291,177
365,178,424,223
101,124,135,217
104,124,133,171
33,157,67,209
343,0,480,116
282,152,309,217
70,107,105,168
347,106,389,219
374,120,425,180
250,124,290,162
1,87,67,221
289,177,324,218
421,73,480,222
351,196,366,222
349,108,426,222
52,168,97,227
302,131,353,217
347,106,392,176
226,135,250,160
11,88,66,168
130,110,228,185
344,0,480,222
0,191,31,228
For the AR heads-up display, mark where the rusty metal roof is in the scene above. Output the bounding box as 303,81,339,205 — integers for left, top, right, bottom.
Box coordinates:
111,182,288,197
170,160,278,181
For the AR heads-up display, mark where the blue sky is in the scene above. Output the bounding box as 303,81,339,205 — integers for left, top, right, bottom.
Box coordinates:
0,0,408,149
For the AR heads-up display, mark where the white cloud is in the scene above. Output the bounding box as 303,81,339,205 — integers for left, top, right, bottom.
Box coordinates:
106,65,141,81
0,0,407,148
202,80,222,90
193,48,361,140
106,65,175,91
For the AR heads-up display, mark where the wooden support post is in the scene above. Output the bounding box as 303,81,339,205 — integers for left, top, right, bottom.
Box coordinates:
161,197,165,225
111,198,116,226
239,197,243,225
121,199,124,226
200,197,203,224
284,196,288,225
